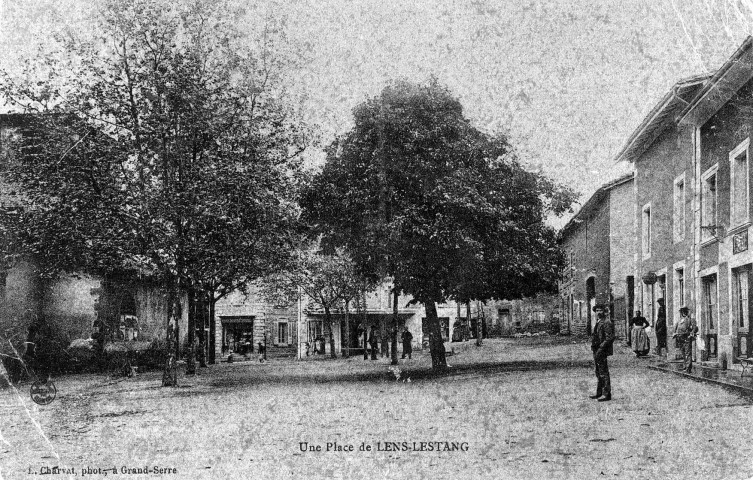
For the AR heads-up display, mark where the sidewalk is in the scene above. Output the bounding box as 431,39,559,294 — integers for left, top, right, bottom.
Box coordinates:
643,351,753,397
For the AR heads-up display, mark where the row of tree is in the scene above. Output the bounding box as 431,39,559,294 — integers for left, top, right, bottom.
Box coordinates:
0,0,575,378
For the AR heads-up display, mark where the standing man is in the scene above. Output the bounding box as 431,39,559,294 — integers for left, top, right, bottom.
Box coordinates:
673,307,698,373
655,298,667,357
368,326,379,360
401,326,413,359
590,304,615,402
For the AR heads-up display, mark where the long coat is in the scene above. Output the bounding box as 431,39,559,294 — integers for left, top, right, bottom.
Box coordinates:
591,318,615,356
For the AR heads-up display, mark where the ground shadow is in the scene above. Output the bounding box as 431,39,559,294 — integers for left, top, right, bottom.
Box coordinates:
204,358,594,390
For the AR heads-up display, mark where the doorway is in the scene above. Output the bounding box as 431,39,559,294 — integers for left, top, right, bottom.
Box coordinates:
733,266,752,361
586,277,596,335
702,274,718,359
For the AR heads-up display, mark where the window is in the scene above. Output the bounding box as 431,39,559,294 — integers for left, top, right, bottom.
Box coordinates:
673,174,685,242
277,321,289,345
733,268,749,330
675,268,684,308
702,275,718,331
731,138,750,227
702,167,718,242
642,204,651,258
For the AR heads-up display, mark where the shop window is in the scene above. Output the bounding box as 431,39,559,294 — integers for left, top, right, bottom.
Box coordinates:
673,174,685,242
532,311,546,324
730,138,750,227
221,320,254,355
701,167,718,242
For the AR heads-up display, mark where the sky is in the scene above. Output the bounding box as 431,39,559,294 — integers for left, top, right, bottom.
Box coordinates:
2,0,753,223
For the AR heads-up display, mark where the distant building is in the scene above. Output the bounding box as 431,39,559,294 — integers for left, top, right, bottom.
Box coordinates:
559,173,634,338
210,281,556,361
492,294,560,336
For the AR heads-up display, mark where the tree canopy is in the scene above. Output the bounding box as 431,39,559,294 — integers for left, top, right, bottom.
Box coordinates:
0,0,307,290
302,79,575,369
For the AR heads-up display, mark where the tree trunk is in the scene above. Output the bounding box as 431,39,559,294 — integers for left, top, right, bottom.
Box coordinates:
198,290,208,368
425,300,448,370
391,288,399,365
362,290,368,360
185,289,197,375
208,297,216,365
325,305,337,358
162,289,180,387
456,301,462,341
477,301,485,347
343,300,350,358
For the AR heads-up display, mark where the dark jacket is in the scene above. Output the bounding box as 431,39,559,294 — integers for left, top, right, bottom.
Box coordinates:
401,330,413,345
591,318,615,356
655,308,667,337
674,316,698,341
631,316,649,328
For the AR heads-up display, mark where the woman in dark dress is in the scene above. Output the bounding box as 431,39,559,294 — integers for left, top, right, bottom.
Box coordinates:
631,311,651,357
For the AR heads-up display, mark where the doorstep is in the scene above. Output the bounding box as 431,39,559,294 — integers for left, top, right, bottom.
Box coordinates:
646,360,753,397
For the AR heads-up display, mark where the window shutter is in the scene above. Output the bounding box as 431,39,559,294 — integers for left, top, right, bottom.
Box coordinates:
287,319,292,345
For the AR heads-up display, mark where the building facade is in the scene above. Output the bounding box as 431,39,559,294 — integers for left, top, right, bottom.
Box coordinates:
561,36,753,372
616,75,708,359
678,37,753,367
559,174,634,339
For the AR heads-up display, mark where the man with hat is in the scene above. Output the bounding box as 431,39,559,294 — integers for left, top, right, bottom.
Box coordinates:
673,306,698,373
590,303,615,401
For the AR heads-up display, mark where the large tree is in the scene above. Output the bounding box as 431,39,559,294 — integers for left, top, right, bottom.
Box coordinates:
302,79,574,370
0,0,307,383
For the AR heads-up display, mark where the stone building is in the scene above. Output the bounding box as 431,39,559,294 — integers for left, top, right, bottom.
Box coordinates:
210,280,552,361
560,36,753,373
615,74,708,358
559,174,634,338
677,36,753,367
491,294,560,336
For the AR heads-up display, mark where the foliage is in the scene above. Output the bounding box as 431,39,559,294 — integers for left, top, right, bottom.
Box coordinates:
0,0,308,295
302,79,576,368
